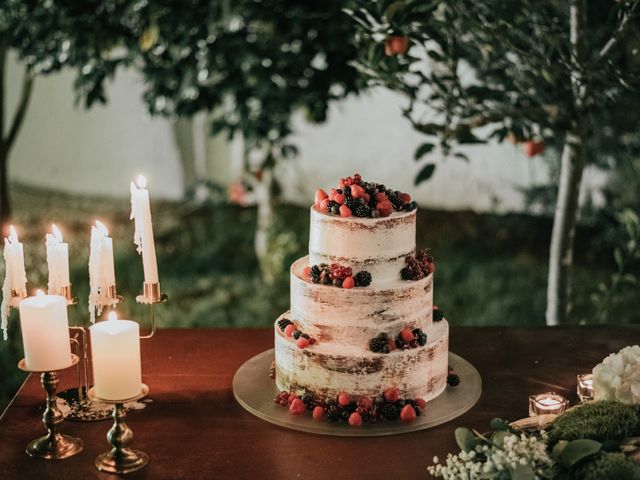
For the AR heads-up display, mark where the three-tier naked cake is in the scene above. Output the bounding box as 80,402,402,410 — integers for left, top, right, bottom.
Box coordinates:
273,174,452,425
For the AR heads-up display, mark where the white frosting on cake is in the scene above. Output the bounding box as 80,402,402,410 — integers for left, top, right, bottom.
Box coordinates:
275,316,449,400
290,257,433,349
308,207,416,284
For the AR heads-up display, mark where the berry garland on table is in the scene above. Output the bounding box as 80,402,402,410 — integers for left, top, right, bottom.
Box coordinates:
368,327,427,353
303,263,372,288
274,387,427,426
400,249,435,281
314,173,417,218
277,318,316,349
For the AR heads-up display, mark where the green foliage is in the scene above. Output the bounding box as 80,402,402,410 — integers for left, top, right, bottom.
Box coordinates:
547,401,640,447
552,439,602,469
591,209,640,323
347,0,640,182
4,1,362,169
571,452,640,480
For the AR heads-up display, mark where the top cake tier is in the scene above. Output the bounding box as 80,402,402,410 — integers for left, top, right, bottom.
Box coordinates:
308,207,416,284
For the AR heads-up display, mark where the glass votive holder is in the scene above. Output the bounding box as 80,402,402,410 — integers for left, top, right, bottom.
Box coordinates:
577,373,594,402
528,392,569,417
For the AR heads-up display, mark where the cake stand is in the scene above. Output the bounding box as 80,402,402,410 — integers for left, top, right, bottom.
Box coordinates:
233,349,481,437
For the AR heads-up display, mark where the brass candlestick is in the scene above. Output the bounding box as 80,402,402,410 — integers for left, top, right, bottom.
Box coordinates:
88,384,150,474
49,284,78,306
18,354,83,459
136,282,167,339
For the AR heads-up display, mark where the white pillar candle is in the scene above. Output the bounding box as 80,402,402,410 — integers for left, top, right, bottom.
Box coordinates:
90,312,142,401
130,175,159,284
45,224,70,295
1,226,28,340
19,292,72,372
88,220,117,322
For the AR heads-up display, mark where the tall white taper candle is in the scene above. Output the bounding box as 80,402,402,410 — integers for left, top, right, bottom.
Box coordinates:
130,175,159,284
1,226,28,340
46,224,70,295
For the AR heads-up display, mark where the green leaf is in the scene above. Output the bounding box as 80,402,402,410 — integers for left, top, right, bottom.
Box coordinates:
385,1,406,21
415,163,436,185
454,427,477,452
489,418,510,431
614,248,624,268
509,463,535,480
552,440,569,459
414,143,435,160
453,151,469,162
491,430,509,448
558,439,602,468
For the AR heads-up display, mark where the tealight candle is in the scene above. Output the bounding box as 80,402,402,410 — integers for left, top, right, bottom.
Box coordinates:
19,291,72,371
529,392,569,417
45,224,70,295
130,175,159,284
90,312,142,401
577,373,594,402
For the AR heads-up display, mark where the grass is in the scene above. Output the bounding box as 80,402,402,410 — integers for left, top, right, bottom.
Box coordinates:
0,183,637,412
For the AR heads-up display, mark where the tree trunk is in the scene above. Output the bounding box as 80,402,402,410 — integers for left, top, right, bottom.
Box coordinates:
545,0,588,325
254,167,275,286
546,126,586,325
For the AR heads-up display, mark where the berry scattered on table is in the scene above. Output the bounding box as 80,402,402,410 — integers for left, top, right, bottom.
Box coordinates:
447,369,461,387
379,402,400,420
312,406,325,421
348,412,363,427
384,387,400,403
289,398,306,415
400,404,417,423
338,392,351,407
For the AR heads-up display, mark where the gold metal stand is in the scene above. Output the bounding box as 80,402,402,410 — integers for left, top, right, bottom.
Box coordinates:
18,355,83,459
136,282,167,339
49,284,78,306
88,384,150,474
9,288,27,308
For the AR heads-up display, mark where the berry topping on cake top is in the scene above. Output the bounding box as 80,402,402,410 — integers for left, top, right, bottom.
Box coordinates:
314,174,417,218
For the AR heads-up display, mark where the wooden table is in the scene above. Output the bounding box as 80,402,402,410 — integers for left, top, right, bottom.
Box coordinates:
0,326,637,480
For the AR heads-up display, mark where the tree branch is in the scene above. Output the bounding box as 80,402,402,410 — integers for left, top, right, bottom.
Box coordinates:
4,69,34,154
599,0,640,60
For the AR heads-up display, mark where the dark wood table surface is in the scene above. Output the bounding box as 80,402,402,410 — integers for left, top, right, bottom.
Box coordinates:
0,326,638,480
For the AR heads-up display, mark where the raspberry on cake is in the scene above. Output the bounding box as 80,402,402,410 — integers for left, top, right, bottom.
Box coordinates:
273,176,449,426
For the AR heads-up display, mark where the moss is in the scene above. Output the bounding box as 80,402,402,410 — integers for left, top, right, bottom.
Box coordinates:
572,452,640,480
548,401,640,446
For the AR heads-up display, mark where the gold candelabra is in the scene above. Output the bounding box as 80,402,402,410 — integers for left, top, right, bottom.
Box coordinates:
18,355,83,459
88,384,150,474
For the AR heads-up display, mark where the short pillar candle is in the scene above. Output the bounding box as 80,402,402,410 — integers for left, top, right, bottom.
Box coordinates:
90,313,142,401
19,292,72,371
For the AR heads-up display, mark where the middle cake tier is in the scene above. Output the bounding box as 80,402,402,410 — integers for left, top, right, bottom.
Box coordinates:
290,257,433,349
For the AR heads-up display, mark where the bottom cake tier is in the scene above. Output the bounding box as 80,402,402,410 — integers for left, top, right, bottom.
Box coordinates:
274,314,449,401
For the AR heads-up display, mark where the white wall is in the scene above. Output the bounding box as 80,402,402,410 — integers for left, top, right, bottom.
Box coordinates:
6,56,603,212
6,55,183,199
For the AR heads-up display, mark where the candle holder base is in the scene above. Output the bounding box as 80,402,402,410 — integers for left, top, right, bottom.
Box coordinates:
88,384,150,474
58,386,141,422
26,432,84,460
136,282,167,305
19,355,83,460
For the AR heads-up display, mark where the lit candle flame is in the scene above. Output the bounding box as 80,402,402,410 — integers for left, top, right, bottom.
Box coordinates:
8,225,18,243
51,224,63,242
108,311,118,321
36,290,45,297
135,175,147,189
95,220,109,236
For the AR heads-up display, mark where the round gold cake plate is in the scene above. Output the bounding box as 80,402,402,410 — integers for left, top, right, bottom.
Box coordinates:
233,349,482,437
